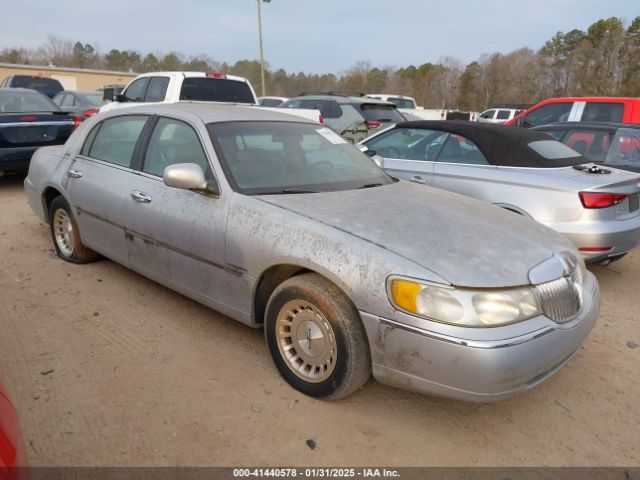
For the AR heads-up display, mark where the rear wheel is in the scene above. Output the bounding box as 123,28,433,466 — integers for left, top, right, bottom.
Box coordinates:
265,273,371,400
49,196,100,263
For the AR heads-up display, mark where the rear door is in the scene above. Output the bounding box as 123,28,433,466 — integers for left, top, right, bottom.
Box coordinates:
432,133,497,196
64,114,151,264
577,101,625,123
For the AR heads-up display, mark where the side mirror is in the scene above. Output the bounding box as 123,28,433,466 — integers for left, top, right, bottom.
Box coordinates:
357,145,377,157
114,93,126,103
163,163,220,197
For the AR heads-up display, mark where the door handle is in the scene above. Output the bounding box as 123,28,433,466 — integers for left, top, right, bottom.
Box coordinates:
130,190,152,203
409,175,427,184
67,169,82,178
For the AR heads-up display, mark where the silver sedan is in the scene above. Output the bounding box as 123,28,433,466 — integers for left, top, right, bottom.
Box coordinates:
25,104,599,401
360,121,640,263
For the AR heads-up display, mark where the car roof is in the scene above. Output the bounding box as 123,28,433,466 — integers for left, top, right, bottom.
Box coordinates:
534,122,640,132
133,71,249,82
100,102,319,124
393,120,586,168
289,94,395,105
536,96,640,103
0,87,48,95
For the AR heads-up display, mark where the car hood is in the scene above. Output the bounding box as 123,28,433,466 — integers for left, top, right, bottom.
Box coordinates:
258,181,574,288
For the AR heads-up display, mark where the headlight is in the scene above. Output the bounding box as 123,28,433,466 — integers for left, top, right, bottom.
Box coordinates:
388,277,541,327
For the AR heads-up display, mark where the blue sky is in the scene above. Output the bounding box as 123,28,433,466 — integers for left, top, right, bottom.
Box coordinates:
1,0,638,73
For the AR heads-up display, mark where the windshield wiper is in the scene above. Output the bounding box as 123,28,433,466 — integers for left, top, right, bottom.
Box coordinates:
358,183,384,189
268,189,321,194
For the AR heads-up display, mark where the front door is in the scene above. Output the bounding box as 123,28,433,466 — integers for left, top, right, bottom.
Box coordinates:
123,116,234,309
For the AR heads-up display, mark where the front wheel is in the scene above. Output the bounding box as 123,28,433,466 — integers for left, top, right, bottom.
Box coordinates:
265,273,371,400
49,196,100,263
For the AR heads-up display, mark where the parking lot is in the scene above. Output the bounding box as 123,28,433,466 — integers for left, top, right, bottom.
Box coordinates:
0,173,638,467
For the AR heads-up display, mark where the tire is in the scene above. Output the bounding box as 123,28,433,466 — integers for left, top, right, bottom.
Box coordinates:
49,196,100,263
265,273,371,400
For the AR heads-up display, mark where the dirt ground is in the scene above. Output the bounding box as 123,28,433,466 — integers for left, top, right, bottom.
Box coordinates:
0,173,638,467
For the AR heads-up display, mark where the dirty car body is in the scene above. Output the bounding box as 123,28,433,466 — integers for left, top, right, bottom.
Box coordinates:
361,121,640,263
25,104,599,401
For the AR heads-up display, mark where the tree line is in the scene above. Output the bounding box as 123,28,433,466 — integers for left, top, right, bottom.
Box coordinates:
1,16,638,110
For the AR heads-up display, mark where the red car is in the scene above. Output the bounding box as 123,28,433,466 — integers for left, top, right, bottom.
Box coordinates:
0,378,27,480
505,97,640,128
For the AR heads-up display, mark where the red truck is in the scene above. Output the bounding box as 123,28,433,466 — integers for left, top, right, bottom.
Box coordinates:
505,97,640,128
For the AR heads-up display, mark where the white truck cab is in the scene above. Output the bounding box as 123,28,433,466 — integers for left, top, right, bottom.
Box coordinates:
101,71,321,122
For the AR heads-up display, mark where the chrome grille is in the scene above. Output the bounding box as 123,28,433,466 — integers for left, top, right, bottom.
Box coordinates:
534,266,582,323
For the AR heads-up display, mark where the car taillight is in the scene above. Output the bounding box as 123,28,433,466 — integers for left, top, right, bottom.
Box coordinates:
579,191,629,209
579,246,613,252
367,121,381,129
205,72,226,78
20,115,37,121
82,108,99,118
73,115,82,130
319,115,324,124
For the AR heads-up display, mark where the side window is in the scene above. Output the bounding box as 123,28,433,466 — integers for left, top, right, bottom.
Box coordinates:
523,103,573,127
435,134,489,165
366,128,449,161
496,110,511,120
606,129,640,167
144,77,170,102
61,94,75,107
142,118,210,178
123,78,149,102
481,110,495,119
87,116,148,167
581,102,624,123
566,130,612,162
299,100,342,119
52,93,64,106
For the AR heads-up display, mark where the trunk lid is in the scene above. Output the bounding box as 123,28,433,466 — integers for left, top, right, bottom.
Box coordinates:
0,112,75,148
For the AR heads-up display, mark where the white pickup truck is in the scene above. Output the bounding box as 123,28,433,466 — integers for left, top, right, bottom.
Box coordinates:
100,71,321,123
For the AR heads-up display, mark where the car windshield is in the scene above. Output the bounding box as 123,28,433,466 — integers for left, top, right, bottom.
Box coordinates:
179,78,255,103
604,128,640,168
386,98,416,109
208,121,394,195
0,91,60,112
359,104,405,123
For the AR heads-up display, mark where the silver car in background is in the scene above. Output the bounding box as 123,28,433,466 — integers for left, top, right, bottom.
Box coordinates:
25,104,599,402
361,121,640,263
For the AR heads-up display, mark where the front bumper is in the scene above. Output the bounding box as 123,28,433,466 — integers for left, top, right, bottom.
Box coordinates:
361,272,599,402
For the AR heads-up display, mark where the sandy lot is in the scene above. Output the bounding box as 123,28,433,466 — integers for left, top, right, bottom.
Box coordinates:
0,174,638,467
